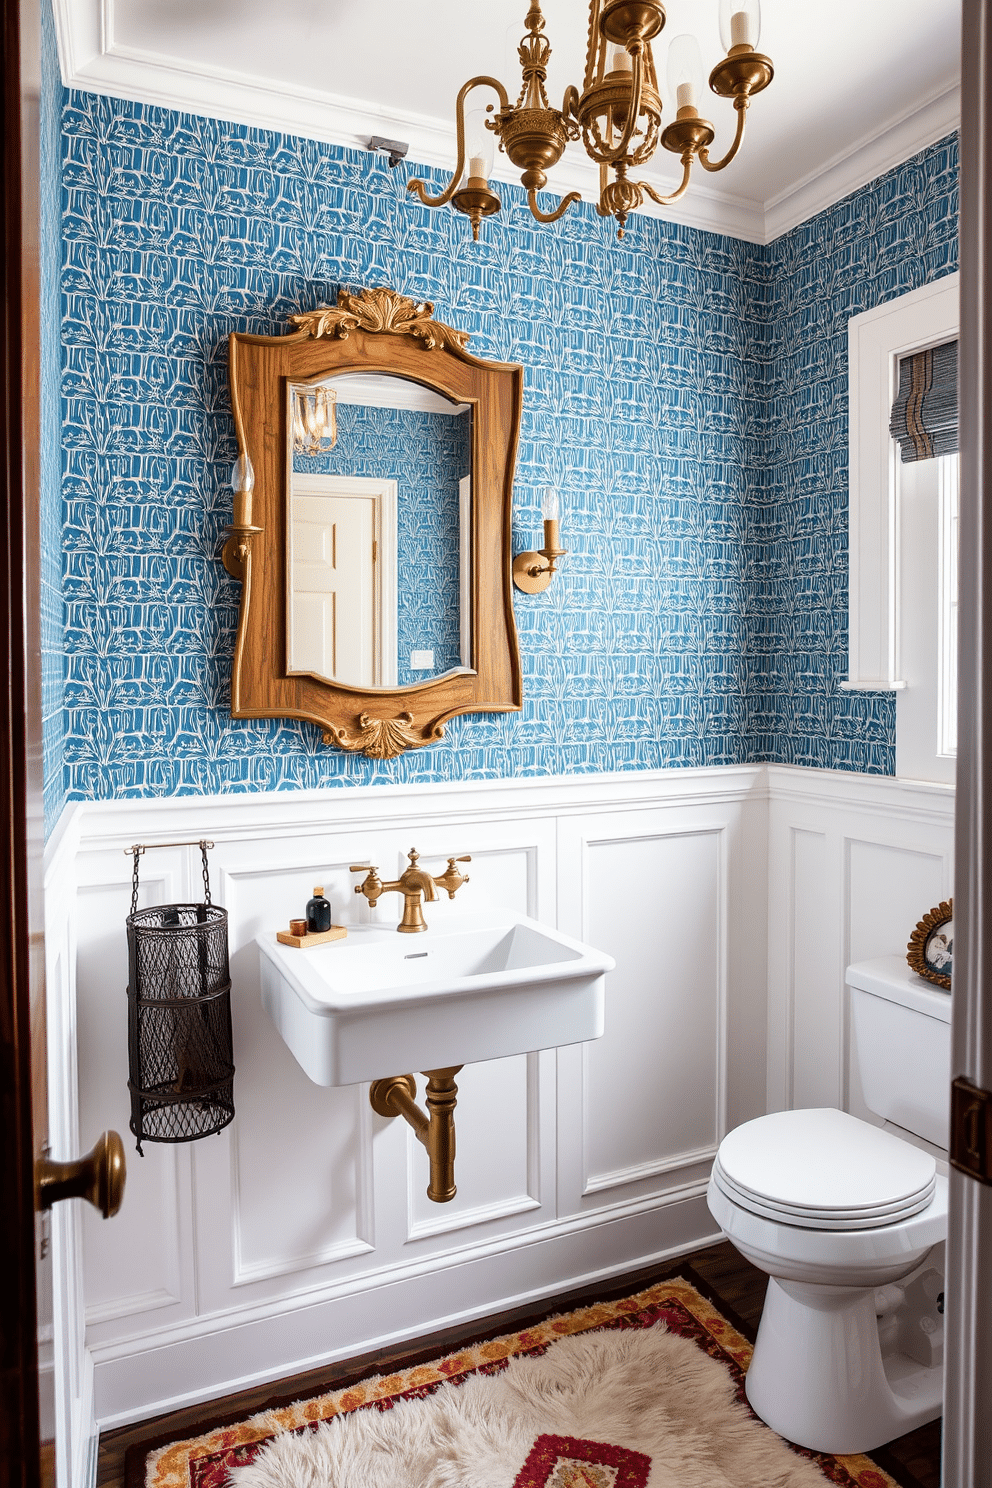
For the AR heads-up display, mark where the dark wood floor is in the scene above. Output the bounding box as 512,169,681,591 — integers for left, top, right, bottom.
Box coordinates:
96,1240,940,1487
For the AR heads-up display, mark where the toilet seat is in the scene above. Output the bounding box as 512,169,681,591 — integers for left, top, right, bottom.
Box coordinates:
714,1108,937,1231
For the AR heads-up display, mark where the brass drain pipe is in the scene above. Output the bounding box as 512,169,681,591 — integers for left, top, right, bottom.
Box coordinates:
370,1066,463,1202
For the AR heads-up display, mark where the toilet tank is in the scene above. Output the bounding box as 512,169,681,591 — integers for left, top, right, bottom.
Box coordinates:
847,956,951,1149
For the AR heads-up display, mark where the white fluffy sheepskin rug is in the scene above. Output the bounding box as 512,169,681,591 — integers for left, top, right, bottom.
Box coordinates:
227,1324,826,1488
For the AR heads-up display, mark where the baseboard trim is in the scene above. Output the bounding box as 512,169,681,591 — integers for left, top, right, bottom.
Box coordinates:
91,1195,719,1428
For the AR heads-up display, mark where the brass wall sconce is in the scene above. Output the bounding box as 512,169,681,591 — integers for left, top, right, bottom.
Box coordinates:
513,488,567,593
221,452,264,582
292,383,338,454
408,0,773,239
370,1067,462,1202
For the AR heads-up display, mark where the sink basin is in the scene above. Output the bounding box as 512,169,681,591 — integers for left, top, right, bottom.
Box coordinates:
257,912,614,1086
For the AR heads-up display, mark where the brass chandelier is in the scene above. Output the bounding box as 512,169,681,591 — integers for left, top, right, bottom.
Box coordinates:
408,0,773,239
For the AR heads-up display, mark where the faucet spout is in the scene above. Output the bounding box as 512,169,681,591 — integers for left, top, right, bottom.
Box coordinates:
351,848,470,933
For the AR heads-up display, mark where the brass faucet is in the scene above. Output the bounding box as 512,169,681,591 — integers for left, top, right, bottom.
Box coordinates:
350,848,471,933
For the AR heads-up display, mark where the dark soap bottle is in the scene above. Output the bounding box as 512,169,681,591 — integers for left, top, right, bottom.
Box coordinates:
306,885,332,933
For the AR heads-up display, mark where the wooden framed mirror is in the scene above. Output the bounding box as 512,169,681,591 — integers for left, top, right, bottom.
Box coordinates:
223,288,523,758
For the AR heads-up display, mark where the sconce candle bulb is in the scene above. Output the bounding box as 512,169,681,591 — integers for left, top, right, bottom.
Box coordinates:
221,448,263,581
231,451,255,527
513,488,568,594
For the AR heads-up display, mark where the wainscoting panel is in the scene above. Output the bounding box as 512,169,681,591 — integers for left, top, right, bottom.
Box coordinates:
554,788,765,1217
73,854,196,1342
767,768,955,1117
846,839,948,967
45,764,953,1431
789,828,839,1111
405,1052,543,1242
580,825,723,1194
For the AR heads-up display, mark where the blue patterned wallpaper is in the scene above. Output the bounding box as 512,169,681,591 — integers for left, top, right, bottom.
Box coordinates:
40,3,66,831
749,135,959,772
294,402,469,686
49,77,958,806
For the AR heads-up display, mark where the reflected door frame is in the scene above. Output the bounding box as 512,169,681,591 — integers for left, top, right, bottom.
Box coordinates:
287,474,398,689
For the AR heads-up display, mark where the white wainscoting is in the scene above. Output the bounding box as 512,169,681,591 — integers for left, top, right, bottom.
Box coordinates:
45,762,954,1443
765,766,955,1121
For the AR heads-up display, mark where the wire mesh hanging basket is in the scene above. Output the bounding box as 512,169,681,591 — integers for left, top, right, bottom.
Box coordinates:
126,840,235,1154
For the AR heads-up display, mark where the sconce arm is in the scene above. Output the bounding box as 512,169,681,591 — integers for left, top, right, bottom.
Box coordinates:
408,76,510,207
697,97,749,173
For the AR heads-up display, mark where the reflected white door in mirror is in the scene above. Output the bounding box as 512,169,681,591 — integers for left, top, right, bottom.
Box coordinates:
288,474,397,688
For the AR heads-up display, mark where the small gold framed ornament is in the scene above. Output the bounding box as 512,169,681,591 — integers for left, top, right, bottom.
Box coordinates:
907,899,953,992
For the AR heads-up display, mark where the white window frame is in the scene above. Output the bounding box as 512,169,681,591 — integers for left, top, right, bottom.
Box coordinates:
844,272,963,779
845,273,959,693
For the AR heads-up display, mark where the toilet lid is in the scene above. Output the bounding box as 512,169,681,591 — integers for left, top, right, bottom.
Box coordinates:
714,1109,937,1231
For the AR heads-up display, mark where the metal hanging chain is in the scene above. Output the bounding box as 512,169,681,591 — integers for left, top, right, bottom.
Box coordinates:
126,839,216,913
200,840,212,906
130,846,144,916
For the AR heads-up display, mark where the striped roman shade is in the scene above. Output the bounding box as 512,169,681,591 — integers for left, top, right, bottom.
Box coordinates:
889,339,958,462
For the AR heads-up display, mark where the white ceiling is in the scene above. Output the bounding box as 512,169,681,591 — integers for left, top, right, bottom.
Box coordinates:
54,0,961,243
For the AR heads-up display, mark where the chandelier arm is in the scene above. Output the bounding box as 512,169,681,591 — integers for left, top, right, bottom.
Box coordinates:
527,188,582,224
408,76,510,207
637,154,694,207
696,98,749,174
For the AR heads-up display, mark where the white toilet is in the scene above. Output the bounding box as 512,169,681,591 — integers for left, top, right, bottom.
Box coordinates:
707,956,951,1455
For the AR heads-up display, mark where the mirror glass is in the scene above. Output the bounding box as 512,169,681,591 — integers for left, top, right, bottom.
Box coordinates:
286,371,473,690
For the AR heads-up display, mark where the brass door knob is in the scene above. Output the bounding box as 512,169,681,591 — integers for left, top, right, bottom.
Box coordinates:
36,1131,127,1219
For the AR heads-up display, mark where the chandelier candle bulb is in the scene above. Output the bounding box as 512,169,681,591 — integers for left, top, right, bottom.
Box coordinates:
611,47,632,72
667,34,705,115
731,12,751,47
720,0,761,52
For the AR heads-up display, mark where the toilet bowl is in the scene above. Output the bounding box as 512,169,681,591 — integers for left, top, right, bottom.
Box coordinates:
708,957,951,1455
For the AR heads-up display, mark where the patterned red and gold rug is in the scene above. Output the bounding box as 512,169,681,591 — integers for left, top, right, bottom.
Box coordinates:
131,1273,912,1488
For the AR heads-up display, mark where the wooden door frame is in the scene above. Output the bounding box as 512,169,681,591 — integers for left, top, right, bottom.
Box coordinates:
945,2,992,1479
1,0,46,1482
2,2,991,1484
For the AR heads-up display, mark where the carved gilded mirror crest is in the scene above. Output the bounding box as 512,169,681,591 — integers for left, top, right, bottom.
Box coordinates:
223,288,523,758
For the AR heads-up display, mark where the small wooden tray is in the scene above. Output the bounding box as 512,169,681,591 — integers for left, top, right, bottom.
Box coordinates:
276,925,348,949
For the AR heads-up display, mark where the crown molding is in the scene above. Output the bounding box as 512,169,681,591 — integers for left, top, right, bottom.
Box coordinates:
52,0,768,242
54,1,959,248
763,82,961,243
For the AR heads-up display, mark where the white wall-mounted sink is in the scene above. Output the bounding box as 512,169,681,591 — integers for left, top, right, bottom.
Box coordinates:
258,912,614,1085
